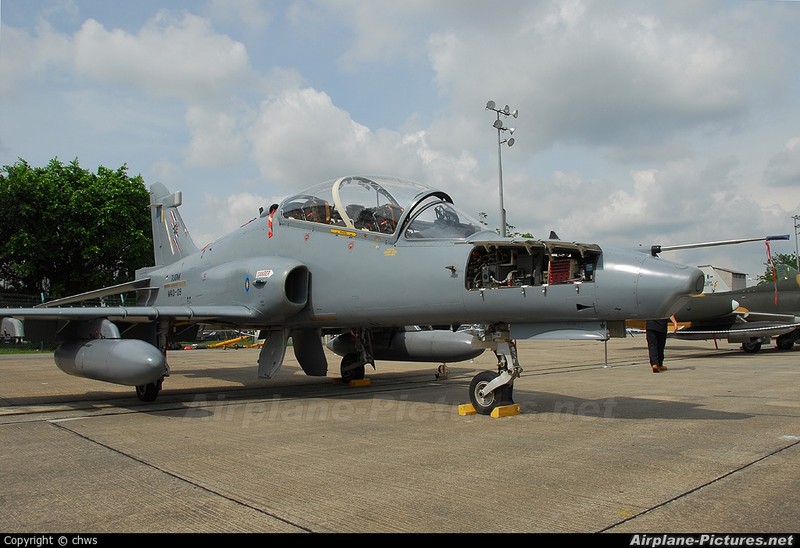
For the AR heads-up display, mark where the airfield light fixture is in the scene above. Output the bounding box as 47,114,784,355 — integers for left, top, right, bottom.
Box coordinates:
486,100,518,237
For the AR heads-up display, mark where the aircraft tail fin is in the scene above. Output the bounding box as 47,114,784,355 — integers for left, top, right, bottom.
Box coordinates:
698,265,732,293
149,183,199,266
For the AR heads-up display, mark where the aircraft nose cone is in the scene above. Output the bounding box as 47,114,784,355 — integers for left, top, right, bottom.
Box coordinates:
597,248,705,320
637,257,705,319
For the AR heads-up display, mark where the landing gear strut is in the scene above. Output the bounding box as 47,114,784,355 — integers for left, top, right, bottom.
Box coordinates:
339,328,374,382
136,321,171,402
340,353,367,382
469,329,521,415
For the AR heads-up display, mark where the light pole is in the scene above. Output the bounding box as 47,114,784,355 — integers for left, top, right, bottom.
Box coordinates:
793,215,800,271
486,100,517,237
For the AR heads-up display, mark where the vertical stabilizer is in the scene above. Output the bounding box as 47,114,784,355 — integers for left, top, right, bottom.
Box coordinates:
698,265,732,293
149,183,199,266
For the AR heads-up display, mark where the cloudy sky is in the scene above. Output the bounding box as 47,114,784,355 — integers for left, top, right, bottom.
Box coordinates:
2,0,799,281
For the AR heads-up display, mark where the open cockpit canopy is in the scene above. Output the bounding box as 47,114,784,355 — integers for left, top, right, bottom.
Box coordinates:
278,175,484,239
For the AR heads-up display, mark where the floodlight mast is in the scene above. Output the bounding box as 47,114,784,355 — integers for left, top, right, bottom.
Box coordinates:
793,215,800,271
486,100,517,237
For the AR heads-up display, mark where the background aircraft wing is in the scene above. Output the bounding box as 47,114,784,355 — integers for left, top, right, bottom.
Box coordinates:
672,319,799,340
731,310,799,324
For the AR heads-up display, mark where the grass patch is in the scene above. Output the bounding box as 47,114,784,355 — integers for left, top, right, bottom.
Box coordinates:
0,343,53,354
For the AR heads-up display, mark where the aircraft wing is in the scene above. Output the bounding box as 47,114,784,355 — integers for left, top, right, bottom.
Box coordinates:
0,305,266,323
732,311,799,324
672,320,799,340
4,276,267,324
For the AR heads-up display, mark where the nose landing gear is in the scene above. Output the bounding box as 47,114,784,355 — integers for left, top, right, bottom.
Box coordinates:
468,336,521,416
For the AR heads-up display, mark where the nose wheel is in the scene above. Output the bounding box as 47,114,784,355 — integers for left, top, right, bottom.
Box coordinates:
469,371,514,415
467,328,520,416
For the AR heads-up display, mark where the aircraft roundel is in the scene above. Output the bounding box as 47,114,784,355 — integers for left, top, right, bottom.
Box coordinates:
244,276,250,293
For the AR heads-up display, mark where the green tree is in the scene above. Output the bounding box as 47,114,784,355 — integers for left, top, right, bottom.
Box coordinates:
757,252,798,285
0,158,152,298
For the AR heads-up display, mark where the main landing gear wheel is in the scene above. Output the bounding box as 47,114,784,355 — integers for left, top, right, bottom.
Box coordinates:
469,371,514,416
776,334,796,350
136,379,161,402
340,353,366,383
741,341,762,354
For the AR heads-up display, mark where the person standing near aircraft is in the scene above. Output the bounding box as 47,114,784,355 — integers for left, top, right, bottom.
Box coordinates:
646,315,679,373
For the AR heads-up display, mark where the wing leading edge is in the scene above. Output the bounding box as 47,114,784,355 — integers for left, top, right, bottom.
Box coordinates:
2,305,267,323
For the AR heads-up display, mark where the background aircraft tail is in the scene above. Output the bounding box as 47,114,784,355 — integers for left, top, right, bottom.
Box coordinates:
698,265,732,293
149,182,199,266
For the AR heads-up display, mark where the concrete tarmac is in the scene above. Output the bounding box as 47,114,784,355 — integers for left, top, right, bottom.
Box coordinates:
0,337,798,534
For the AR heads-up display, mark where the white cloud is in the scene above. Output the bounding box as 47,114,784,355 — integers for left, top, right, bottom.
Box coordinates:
196,190,268,247
73,12,255,101
206,0,272,31
765,137,800,188
428,2,761,154
248,84,448,187
184,104,249,168
0,20,73,96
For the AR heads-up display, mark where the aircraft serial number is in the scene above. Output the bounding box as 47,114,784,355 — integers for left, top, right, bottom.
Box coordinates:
168,288,182,297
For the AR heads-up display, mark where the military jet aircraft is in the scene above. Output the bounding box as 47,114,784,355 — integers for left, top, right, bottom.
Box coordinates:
0,175,704,414
644,236,799,353
669,263,800,353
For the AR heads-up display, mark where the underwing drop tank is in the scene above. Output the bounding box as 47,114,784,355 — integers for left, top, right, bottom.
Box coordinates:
327,328,484,362
54,339,167,386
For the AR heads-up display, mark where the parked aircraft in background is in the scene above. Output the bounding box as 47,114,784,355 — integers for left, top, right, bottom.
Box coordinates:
670,263,800,352
640,235,798,353
0,175,703,414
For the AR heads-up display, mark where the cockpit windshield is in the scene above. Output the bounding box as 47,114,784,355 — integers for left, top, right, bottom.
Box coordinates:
403,198,482,239
279,175,483,240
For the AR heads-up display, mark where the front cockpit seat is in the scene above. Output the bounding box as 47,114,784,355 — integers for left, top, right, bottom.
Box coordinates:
354,207,378,231
373,204,403,234
303,198,331,223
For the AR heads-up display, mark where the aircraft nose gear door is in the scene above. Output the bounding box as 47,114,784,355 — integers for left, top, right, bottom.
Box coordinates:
469,335,521,415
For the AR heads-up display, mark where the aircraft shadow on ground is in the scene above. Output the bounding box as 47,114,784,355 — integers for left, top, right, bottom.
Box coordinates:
152,366,753,423
507,391,753,421
2,361,754,423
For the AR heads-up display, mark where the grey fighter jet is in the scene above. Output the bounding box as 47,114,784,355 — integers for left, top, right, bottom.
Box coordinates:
0,175,704,414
